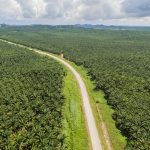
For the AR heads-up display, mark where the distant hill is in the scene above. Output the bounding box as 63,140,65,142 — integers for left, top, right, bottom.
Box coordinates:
0,24,150,31
74,24,150,31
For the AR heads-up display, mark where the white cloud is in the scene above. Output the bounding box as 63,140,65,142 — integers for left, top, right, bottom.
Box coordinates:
73,0,123,20
0,0,150,25
16,0,47,18
0,0,22,20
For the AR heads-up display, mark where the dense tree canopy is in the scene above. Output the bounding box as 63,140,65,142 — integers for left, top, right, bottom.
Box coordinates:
0,26,150,149
0,41,66,149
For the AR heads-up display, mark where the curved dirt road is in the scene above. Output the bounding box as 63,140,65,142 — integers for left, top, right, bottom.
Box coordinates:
0,39,102,150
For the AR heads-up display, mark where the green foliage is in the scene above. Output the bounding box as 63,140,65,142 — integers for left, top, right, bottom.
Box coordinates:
62,68,89,150
0,26,150,149
0,41,66,149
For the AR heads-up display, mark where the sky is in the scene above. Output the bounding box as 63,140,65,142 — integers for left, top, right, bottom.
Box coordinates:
0,0,150,26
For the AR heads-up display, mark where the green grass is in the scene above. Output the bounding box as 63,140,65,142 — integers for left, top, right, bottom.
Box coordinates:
44,53,126,150
62,68,89,150
69,64,127,150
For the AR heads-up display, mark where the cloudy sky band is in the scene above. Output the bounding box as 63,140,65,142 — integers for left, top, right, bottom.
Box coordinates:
0,0,150,25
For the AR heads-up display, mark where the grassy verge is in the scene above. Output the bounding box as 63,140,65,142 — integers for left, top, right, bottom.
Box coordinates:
62,68,89,150
49,53,126,149
69,63,127,150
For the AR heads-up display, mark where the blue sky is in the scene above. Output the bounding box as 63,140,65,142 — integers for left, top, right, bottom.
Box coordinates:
0,0,150,26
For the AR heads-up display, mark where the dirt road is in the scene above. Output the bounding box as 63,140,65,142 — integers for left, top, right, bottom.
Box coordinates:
0,39,102,150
